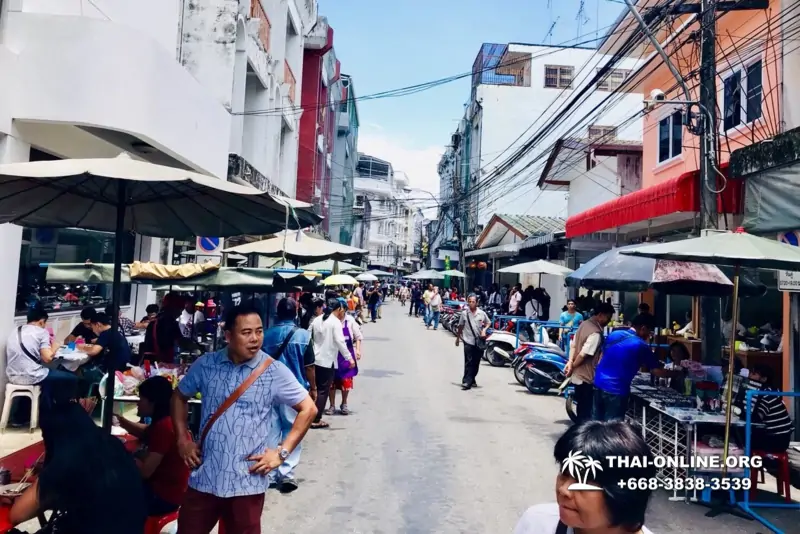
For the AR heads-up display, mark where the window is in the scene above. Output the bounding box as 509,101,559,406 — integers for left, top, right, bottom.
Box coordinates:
16,228,134,316
723,59,763,131
588,125,618,140
658,111,683,163
597,68,630,91
355,195,364,207
545,65,574,89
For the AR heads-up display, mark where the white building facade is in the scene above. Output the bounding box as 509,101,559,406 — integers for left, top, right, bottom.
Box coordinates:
438,42,643,247
352,154,414,272
0,0,316,400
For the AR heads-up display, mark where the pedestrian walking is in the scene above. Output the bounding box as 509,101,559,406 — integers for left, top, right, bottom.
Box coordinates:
425,287,442,330
330,298,362,415
564,302,614,423
367,281,381,323
410,284,422,317
262,298,316,493
307,298,334,429
422,283,434,324
172,304,317,534
455,294,489,390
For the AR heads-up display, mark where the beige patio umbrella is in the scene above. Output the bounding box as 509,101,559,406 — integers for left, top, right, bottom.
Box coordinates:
224,229,367,262
0,153,321,430
441,269,467,278
498,259,574,276
621,228,800,471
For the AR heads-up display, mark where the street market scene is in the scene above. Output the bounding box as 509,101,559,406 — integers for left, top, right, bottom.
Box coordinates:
2,0,800,533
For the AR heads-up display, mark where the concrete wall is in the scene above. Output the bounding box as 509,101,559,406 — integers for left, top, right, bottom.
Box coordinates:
471,45,643,223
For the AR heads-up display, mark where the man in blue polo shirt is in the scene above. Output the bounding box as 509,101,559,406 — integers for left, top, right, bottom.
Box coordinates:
593,314,659,421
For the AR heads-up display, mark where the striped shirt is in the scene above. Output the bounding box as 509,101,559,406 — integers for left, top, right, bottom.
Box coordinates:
753,386,793,437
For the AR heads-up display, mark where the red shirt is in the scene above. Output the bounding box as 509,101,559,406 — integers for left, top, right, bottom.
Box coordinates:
146,417,190,505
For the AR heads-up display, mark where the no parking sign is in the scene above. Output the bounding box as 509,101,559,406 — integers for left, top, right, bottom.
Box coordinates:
777,231,800,291
196,236,221,253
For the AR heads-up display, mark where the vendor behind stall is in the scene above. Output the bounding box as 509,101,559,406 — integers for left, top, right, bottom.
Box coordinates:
135,304,159,330
64,306,97,344
115,376,190,517
593,314,660,421
142,293,188,364
735,364,793,454
78,312,132,372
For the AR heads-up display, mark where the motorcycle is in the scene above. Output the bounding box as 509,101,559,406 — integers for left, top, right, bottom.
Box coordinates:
485,323,553,367
561,379,578,423
522,345,568,395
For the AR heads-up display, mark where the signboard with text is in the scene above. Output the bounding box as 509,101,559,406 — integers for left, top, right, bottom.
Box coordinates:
778,231,800,291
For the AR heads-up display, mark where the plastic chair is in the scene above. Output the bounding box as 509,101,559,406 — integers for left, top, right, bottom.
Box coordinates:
143,510,179,534
0,384,42,433
750,450,792,503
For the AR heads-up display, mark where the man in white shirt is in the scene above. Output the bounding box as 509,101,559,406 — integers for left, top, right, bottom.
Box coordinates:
508,284,523,315
308,299,354,425
6,308,79,406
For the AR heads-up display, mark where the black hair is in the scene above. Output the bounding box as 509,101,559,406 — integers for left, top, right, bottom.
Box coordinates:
145,304,159,315
631,313,656,329
312,298,325,311
322,297,342,321
137,376,173,424
276,297,298,321
223,304,262,332
668,341,691,361
594,302,616,317
324,290,339,300
27,307,48,324
80,307,97,321
638,302,651,313
751,364,774,386
567,298,576,305
104,304,119,317
92,312,111,326
554,420,655,532
39,402,146,533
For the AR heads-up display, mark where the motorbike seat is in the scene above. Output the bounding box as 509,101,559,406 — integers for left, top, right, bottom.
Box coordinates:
523,342,566,357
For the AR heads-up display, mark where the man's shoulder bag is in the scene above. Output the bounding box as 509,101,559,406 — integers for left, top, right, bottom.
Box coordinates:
465,311,487,351
198,328,296,451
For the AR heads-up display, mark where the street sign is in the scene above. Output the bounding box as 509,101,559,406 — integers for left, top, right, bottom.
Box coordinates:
778,231,800,291
196,236,221,253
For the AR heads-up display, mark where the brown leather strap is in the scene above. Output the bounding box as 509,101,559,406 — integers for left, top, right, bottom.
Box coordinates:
199,356,274,450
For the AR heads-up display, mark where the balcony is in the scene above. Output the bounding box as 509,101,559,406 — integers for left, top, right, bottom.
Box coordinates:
249,0,271,53
338,111,350,133
284,60,296,105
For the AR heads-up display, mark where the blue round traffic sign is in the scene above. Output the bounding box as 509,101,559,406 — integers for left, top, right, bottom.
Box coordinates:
779,231,800,247
198,236,220,253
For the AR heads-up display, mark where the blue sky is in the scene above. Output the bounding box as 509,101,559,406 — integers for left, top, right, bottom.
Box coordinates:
318,0,624,195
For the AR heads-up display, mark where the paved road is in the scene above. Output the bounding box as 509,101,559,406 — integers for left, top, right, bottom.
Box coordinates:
260,303,785,534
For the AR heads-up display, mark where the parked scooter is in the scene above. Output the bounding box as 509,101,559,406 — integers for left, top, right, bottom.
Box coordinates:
522,345,568,395
561,379,578,423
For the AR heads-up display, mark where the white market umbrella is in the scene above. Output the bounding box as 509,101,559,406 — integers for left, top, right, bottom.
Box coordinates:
302,259,364,273
224,229,367,262
356,273,378,282
407,269,445,280
367,269,394,277
621,228,800,472
498,259,573,276
441,269,466,278
0,154,321,430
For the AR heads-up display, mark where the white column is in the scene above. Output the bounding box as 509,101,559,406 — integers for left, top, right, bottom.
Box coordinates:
0,133,29,410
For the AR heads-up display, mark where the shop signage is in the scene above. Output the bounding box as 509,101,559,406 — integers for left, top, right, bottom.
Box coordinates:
777,231,800,292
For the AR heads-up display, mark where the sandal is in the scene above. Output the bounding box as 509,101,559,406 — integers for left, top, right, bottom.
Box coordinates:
340,404,350,415
324,407,335,416
311,421,330,429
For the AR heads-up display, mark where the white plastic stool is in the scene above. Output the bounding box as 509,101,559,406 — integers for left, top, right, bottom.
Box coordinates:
0,384,42,433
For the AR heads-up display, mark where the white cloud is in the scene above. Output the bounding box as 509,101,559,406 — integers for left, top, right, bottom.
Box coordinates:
356,128,443,204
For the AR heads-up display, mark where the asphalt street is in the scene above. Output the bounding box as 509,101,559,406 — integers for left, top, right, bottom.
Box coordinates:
260,302,789,534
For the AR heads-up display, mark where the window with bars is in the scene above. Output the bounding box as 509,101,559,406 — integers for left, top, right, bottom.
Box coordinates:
597,68,630,91
723,59,763,130
588,125,618,140
544,65,574,89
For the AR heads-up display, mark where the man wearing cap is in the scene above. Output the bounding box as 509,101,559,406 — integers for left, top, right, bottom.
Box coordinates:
262,297,315,493
193,301,206,336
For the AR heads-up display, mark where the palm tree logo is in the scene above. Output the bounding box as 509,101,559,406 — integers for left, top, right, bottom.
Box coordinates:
561,450,604,491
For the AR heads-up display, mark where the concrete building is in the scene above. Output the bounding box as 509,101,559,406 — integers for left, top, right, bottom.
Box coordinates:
352,154,413,272
330,74,359,246
0,0,317,401
438,42,643,249
296,16,341,235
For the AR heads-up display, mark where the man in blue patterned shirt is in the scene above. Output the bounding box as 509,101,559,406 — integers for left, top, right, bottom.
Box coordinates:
172,304,317,534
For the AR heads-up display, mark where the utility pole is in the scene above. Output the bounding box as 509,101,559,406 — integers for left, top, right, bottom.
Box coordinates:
699,0,722,365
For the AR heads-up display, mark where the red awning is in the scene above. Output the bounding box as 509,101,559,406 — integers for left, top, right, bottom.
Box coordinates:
565,165,742,238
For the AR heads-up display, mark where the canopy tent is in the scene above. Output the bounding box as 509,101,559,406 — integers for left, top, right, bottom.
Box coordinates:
498,259,573,276
620,229,800,479
301,259,364,273
223,230,367,262
366,269,394,277
565,244,765,297
355,273,378,282
0,153,320,431
407,269,445,280
322,274,359,286
441,269,467,278
43,263,320,289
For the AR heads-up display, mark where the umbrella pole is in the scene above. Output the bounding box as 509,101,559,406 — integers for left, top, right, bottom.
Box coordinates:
721,265,741,477
103,181,127,432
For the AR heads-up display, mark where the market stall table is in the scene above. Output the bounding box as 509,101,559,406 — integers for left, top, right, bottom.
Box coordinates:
50,348,90,372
